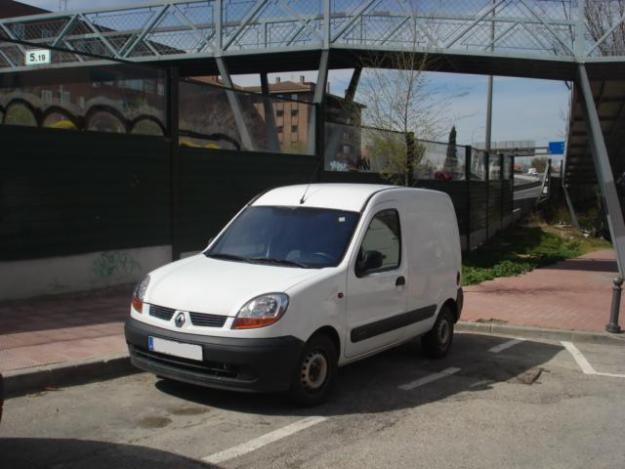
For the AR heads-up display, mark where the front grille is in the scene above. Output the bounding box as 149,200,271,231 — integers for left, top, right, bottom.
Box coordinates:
189,312,227,328
149,304,226,328
149,304,175,321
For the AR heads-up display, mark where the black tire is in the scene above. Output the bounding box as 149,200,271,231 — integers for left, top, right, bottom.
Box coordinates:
289,334,338,406
421,306,455,359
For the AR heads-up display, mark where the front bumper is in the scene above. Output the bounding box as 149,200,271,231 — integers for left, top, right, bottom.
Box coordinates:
125,317,304,393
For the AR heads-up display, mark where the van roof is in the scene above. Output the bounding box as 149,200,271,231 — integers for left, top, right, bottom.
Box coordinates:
252,183,439,212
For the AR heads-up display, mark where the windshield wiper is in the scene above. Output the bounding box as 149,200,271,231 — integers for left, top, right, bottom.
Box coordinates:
248,257,309,268
205,253,251,263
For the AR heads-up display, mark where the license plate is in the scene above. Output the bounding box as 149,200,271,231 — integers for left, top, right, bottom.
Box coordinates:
148,336,202,361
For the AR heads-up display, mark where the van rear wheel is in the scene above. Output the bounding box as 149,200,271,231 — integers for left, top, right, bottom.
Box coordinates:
289,334,337,406
421,306,454,359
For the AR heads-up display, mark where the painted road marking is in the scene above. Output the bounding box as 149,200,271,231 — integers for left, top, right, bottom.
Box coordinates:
561,341,625,378
561,341,595,374
399,367,461,391
202,416,327,464
489,338,524,354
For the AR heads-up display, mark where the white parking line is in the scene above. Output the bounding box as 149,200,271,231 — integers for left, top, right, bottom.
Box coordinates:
398,367,461,391
489,338,524,354
202,416,327,464
561,341,625,378
561,341,596,374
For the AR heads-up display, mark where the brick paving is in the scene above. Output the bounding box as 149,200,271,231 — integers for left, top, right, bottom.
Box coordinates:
463,249,624,332
0,285,132,373
0,250,623,374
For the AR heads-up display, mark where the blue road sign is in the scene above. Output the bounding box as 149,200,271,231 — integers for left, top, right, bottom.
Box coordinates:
549,141,565,155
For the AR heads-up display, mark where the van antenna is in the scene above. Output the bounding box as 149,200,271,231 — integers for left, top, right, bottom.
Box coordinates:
299,158,323,204
299,183,311,204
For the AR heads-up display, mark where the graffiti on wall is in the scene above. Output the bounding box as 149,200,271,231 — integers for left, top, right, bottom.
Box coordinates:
92,251,141,279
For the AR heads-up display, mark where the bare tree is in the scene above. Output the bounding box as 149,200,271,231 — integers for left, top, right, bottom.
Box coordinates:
549,0,625,55
352,49,461,185
585,0,625,55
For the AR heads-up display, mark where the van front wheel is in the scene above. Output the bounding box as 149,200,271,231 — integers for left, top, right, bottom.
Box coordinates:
289,334,337,406
421,306,454,359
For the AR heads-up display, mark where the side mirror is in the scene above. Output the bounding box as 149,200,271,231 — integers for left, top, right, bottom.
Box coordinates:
356,249,384,276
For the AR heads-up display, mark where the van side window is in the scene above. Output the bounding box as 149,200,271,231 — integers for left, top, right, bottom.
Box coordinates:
356,209,401,276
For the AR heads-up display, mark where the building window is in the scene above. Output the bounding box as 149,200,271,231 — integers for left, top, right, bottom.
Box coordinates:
291,125,298,133
277,126,283,133
291,94,298,100
276,109,284,117
291,109,298,117
41,90,53,103
60,90,71,104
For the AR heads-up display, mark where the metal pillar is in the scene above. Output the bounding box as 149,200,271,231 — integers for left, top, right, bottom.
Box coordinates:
485,151,490,239
562,183,581,229
344,66,362,103
484,0,495,156
608,277,623,333
167,66,180,261
465,145,472,251
578,64,625,332
500,153,505,229
325,66,361,167
307,49,329,157
215,56,254,151
260,71,280,153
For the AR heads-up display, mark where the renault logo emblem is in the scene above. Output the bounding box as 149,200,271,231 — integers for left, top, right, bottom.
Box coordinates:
174,312,186,328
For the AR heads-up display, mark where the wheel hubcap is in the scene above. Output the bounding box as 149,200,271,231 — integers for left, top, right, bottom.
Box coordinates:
300,351,328,390
438,319,451,345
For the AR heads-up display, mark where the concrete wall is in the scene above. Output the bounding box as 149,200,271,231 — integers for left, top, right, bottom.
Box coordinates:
0,245,171,300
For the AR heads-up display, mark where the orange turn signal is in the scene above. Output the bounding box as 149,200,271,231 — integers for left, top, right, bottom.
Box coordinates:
131,296,143,313
232,316,280,329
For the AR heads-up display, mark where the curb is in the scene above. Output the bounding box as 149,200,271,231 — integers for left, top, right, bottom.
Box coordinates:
4,322,623,398
457,321,625,345
4,353,137,398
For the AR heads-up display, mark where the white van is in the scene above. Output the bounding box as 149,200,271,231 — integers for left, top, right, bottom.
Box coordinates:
125,183,463,405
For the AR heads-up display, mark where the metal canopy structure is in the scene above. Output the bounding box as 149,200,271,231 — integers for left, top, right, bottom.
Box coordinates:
2,0,625,330
0,0,624,79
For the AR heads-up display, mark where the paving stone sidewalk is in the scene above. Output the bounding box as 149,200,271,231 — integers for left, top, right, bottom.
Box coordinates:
462,249,624,332
0,285,132,373
1,249,623,374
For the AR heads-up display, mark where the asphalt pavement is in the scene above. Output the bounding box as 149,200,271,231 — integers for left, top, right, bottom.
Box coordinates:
1,332,624,469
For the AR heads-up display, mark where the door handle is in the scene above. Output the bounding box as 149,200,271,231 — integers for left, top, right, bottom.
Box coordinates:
395,276,406,286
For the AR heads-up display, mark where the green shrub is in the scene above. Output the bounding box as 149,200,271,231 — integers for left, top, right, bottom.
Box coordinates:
462,225,585,286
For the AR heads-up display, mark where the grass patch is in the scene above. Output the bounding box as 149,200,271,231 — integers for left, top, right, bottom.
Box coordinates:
462,223,611,286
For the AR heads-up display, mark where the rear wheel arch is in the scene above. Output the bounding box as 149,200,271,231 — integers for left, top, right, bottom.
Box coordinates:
441,298,459,323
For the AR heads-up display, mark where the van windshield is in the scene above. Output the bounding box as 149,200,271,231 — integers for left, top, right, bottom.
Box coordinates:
205,206,360,268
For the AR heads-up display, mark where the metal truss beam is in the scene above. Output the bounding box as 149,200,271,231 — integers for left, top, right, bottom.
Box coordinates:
2,0,624,73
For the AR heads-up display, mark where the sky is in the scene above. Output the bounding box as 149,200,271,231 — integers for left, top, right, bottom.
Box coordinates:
20,0,572,149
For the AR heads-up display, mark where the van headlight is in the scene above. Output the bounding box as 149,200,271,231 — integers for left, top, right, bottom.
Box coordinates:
131,275,150,313
232,293,289,329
